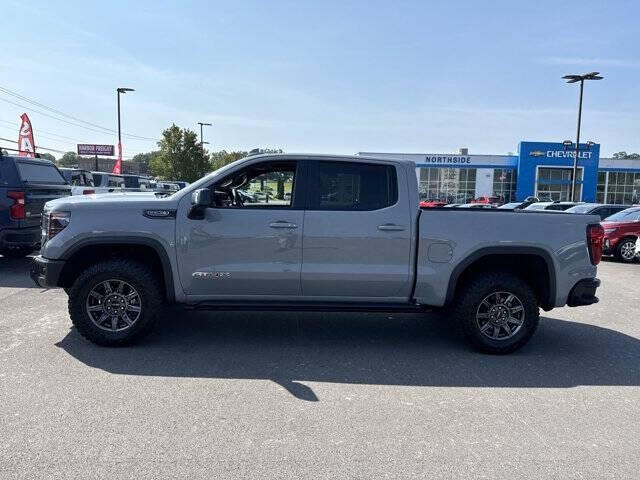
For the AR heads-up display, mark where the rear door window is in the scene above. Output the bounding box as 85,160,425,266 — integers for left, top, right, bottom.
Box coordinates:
309,161,397,211
16,162,66,184
108,176,124,187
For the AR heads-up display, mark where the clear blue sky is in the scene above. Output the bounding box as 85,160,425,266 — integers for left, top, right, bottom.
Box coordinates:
1,0,639,158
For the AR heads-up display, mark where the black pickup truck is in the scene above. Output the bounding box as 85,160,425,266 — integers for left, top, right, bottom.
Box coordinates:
0,154,70,258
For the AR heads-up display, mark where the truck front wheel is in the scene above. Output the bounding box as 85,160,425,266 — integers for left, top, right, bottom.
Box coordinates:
454,272,539,354
67,259,163,346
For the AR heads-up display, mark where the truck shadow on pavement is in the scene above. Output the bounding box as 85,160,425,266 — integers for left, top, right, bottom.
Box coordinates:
0,256,39,288
56,309,640,401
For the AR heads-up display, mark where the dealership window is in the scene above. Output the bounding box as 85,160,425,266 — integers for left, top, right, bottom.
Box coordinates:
535,167,583,201
596,172,607,203
492,169,517,202
418,167,476,203
604,171,640,204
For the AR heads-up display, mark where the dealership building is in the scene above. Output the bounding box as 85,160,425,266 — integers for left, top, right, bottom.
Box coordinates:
361,141,640,204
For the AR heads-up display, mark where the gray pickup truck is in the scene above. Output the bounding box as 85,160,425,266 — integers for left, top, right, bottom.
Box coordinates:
31,154,603,353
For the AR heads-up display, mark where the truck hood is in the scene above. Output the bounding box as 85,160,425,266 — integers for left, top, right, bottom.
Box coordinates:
44,191,175,211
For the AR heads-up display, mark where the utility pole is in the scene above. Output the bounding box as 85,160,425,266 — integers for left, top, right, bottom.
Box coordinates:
116,87,134,172
197,122,212,148
562,72,603,201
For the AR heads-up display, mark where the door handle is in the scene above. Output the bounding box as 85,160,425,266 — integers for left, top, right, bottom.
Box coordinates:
377,224,405,231
269,221,298,229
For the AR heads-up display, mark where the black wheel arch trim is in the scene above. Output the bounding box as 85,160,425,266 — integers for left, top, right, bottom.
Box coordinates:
444,246,557,310
59,236,176,302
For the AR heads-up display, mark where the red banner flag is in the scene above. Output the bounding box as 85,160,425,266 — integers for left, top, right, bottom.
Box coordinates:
18,113,35,157
113,142,122,174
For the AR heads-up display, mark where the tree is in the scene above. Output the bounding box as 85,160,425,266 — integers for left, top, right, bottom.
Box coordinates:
38,153,56,162
210,150,248,171
131,151,159,175
613,151,640,159
57,151,78,167
149,125,210,182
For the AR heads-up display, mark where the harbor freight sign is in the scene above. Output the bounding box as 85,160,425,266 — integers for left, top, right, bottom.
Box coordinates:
77,144,115,156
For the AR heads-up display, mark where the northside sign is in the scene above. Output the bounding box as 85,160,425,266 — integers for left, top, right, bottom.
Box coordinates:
424,155,471,164
77,144,115,156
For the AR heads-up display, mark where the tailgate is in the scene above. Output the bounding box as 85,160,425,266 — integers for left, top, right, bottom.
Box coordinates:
14,160,71,227
22,184,71,227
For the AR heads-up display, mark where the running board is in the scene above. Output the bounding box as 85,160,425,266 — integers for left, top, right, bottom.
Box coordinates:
185,301,432,313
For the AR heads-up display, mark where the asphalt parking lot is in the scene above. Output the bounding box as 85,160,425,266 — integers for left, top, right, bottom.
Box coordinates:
0,256,638,479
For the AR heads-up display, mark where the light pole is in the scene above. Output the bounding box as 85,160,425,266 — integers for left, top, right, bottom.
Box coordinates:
197,122,212,148
562,72,603,201
116,87,134,173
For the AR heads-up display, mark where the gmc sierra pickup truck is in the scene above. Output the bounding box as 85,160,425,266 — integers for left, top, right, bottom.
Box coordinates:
31,154,603,353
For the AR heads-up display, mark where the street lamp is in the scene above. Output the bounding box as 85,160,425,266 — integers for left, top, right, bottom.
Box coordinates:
116,87,134,172
197,122,212,148
562,72,603,201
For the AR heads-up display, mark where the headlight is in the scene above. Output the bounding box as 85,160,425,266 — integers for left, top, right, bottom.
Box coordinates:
42,211,70,244
604,228,617,234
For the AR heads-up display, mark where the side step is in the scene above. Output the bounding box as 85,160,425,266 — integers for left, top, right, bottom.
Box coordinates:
185,301,432,313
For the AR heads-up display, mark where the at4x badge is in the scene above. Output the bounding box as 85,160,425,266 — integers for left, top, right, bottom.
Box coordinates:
192,271,231,280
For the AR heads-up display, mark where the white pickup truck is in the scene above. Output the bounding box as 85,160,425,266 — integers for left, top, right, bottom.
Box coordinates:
31,154,603,353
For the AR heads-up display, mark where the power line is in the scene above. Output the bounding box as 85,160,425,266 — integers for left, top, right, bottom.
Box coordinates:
0,137,67,154
0,86,160,141
0,136,134,158
0,119,87,143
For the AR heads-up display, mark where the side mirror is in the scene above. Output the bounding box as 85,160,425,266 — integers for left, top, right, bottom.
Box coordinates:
189,188,212,219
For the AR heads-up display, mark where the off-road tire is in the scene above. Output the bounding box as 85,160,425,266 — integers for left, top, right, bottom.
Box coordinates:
68,259,163,346
454,271,540,354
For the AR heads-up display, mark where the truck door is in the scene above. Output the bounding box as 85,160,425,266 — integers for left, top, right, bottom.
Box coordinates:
301,160,412,299
176,160,304,299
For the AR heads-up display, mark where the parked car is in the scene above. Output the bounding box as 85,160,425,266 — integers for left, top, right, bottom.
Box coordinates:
471,196,503,206
32,153,603,354
155,181,180,195
443,203,461,208
419,200,448,208
0,155,70,257
459,203,497,209
498,198,539,209
121,174,153,192
601,206,640,262
91,172,125,193
525,201,583,211
59,168,95,195
164,180,190,190
565,203,631,220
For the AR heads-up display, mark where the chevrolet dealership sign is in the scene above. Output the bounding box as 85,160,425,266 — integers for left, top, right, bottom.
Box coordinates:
530,149,593,159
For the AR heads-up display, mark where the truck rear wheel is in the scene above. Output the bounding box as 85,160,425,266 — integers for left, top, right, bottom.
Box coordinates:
454,272,539,354
67,259,163,346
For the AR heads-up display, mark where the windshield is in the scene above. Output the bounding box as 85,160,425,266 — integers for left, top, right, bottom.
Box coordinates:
17,161,66,184
525,203,549,210
565,204,594,214
604,208,640,222
174,156,253,198
499,202,520,209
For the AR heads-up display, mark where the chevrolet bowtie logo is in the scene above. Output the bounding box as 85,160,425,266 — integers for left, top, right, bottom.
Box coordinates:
530,150,546,157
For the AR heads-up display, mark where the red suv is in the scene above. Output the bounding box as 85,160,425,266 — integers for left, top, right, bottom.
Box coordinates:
419,200,448,208
601,206,640,262
471,196,503,205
